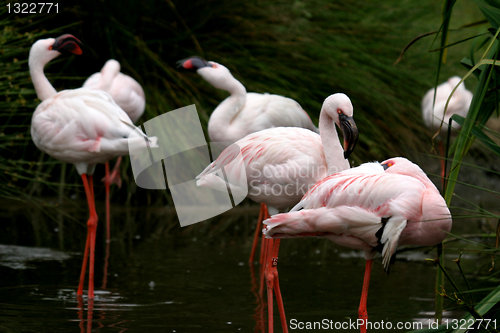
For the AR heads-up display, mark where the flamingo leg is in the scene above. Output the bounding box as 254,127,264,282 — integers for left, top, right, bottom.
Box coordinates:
265,237,288,333
79,174,98,299
358,259,373,333
77,174,93,296
438,141,445,188
249,203,266,265
103,157,122,243
104,162,111,243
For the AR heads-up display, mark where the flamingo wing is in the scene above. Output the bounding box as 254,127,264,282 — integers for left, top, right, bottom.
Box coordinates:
242,93,318,133
264,169,426,270
31,88,155,171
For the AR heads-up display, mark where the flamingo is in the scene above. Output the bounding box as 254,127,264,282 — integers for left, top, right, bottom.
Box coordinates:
178,56,322,266
196,93,358,333
263,157,452,333
422,76,473,180
422,76,472,135
176,56,319,144
29,34,157,299
83,59,146,241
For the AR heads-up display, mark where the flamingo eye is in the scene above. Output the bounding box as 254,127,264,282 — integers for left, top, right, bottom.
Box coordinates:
212,64,217,68
382,161,394,170
337,109,342,114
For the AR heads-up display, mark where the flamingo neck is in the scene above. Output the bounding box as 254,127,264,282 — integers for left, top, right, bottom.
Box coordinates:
99,60,121,91
319,111,349,175
208,78,247,142
29,50,58,101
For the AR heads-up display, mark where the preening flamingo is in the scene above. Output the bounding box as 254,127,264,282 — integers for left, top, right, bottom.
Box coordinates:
263,157,452,333
83,59,146,241
422,76,472,181
29,34,157,299
176,56,319,144
196,93,358,333
422,76,472,135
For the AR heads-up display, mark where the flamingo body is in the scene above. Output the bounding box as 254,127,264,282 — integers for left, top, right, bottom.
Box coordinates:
83,59,145,123
196,93,358,212
177,57,318,144
198,127,326,210
263,157,452,269
31,88,154,174
422,76,473,135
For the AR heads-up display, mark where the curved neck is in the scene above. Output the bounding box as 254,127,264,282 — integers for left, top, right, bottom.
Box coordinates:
208,79,247,141
29,50,58,101
99,61,120,91
319,111,349,174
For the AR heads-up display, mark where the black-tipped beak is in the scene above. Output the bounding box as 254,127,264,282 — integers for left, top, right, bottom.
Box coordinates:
339,114,358,159
176,56,210,72
382,163,389,170
51,34,83,55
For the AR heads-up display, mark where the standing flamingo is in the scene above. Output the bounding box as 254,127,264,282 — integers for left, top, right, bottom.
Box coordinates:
263,157,452,333
29,34,157,299
422,76,473,180
422,76,472,135
83,59,146,241
178,56,321,266
196,93,358,333
176,56,319,144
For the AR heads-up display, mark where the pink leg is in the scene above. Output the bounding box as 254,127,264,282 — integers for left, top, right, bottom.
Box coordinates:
77,174,93,296
80,174,99,299
103,157,123,188
265,239,288,333
259,207,271,295
77,232,90,296
249,203,266,265
358,259,372,333
105,162,111,243
101,239,110,289
438,141,445,188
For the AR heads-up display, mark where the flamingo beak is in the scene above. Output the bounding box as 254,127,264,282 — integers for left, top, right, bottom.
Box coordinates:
176,56,210,72
52,34,83,55
339,114,358,159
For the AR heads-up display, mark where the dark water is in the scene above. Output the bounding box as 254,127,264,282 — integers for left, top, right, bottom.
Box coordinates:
0,185,497,333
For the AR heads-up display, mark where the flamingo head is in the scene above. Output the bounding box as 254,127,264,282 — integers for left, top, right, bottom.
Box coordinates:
177,57,237,91
176,56,211,72
324,93,359,159
29,34,83,70
50,34,83,55
381,157,424,175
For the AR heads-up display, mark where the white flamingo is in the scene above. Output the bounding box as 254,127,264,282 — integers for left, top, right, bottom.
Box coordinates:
177,56,319,144
263,157,452,333
83,59,146,240
422,76,472,135
29,34,157,299
196,93,358,333
422,76,472,181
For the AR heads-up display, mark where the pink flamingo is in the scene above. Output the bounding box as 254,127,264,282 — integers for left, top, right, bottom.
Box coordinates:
422,76,472,180
178,56,321,265
263,157,452,333
196,93,358,333
83,59,146,241
176,56,319,143
29,34,157,299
